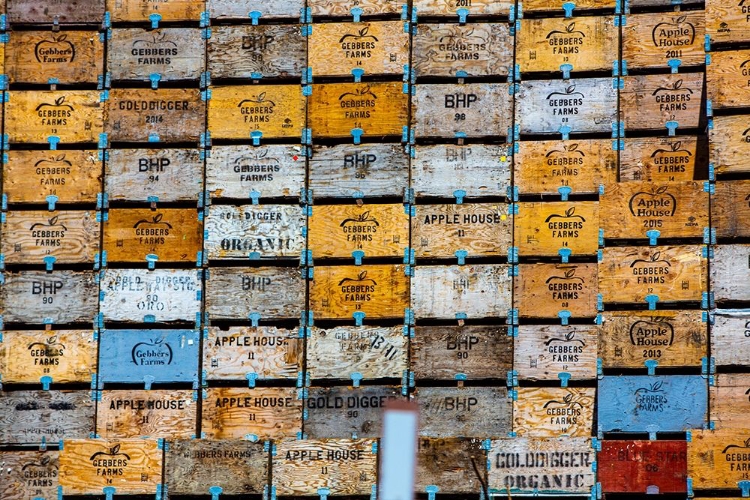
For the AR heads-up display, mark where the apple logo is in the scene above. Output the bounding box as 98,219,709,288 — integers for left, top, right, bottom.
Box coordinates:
545,267,585,284
339,85,378,101
545,206,586,223
545,143,586,158
35,34,76,64
634,381,664,395
630,251,672,268
340,210,380,228
30,215,67,231
238,92,276,108
35,96,74,116
132,32,178,52
652,15,696,48
21,454,57,471
131,337,173,366
35,153,73,169
339,26,379,43
90,444,131,462
133,213,173,229
542,392,584,409
338,270,377,286
546,84,585,101
544,330,586,347
628,186,677,217
629,318,674,347
722,439,750,454
545,22,586,39
652,79,694,97
27,335,66,357
650,141,691,159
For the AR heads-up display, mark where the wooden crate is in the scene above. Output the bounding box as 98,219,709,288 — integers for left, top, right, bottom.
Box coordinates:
307,326,407,380
707,0,750,44
309,21,409,78
208,0,303,20
515,201,599,257
7,0,104,23
309,82,408,139
620,136,698,182
309,0,403,17
688,429,750,491
710,115,750,175
415,438,487,494
5,90,104,145
415,386,511,438
514,139,617,196
516,78,618,135
0,330,96,385
412,203,512,259
0,390,94,444
310,264,409,321
273,438,377,496
598,440,687,494
106,88,205,143
208,25,305,80
106,0,205,22
99,269,202,323
0,450,60,500
201,387,301,440
713,309,750,367
599,310,707,369
515,325,598,381
712,244,750,303
97,389,196,439
305,386,402,439
0,270,99,324
514,387,596,437
711,374,750,430
205,267,305,321
411,325,512,380
59,439,162,496
622,12,705,70
515,263,598,319
1,210,100,266
714,180,750,239
522,0,617,11
707,49,750,110
412,0,512,18
620,73,704,132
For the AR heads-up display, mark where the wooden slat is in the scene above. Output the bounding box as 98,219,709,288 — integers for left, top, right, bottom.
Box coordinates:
712,309,750,367
97,389,197,439
513,387,596,437
598,441,687,493
713,180,750,239
415,438,487,494
515,263,599,318
515,325,598,381
305,386,402,438
688,429,750,490
309,0,403,16
707,0,750,44
106,0,205,22
412,0,511,17
622,12,705,70
522,0,617,11
515,202,599,257
711,374,750,430
710,115,750,175
620,73,704,131
7,0,105,23
0,450,60,500
620,136,698,182
712,244,750,303
208,0,303,19
0,390,94,444
415,386,511,438
707,49,750,109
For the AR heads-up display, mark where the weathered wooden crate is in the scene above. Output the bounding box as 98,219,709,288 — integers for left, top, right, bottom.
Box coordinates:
713,309,750,367
598,375,707,433
7,0,105,23
514,387,596,437
309,0,403,17
488,437,595,496
305,386,402,439
515,263,598,319
309,82,408,139
413,83,512,139
710,115,750,175
713,180,750,239
202,387,301,440
165,440,268,496
620,136,698,182
106,0,205,22
707,0,750,44
712,244,750,303
515,78,618,135
629,0,702,6
274,438,377,496
622,12,705,70
599,310,707,369
514,139,617,196
412,144,511,199
59,439,162,496
205,267,305,321
517,17,618,75
307,326,407,380
515,201,599,257
415,438,486,494
415,386,511,438
600,181,708,240
0,390,94,444
413,23,511,78
412,0,512,18
310,264,409,321
208,25,305,80
707,49,750,110
99,269,202,323
106,88,205,143
621,73,704,132
0,270,99,324
598,440,687,494
411,325,512,380
413,204,512,259
688,429,750,491
309,22,409,78
5,31,104,85
97,389,196,439
6,90,104,145
515,325,598,381
710,374,750,430
208,0,303,20
0,330,96,385
522,0,617,12
1,210,100,266
0,450,60,500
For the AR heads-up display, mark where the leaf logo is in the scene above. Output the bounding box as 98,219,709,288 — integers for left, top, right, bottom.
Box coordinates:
90,444,131,461
35,154,73,167
36,96,74,112
546,84,585,100
652,79,693,95
543,392,584,408
630,251,671,268
545,143,586,158
339,85,378,100
22,455,56,470
545,267,585,283
546,22,586,39
544,330,586,346
30,216,67,231
634,381,664,394
133,213,173,228
544,207,586,223
339,26,379,43
338,270,377,286
238,92,276,107
340,210,380,227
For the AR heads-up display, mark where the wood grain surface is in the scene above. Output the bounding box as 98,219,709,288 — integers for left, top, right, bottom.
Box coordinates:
97,389,197,439
106,0,205,22
0,450,61,500
620,136,698,182
414,386,511,438
710,115,750,175
515,263,598,318
620,73,704,131
623,12,705,69
0,390,94,444
515,325,598,381
713,244,750,302
305,386,402,439
713,180,750,238
514,387,596,437
713,309,750,366
515,202,599,257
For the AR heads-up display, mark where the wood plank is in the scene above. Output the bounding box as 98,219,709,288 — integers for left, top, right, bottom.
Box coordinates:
415,386,511,438
620,73,704,131
707,0,750,44
712,244,750,303
514,387,596,437
0,390,94,444
208,0,303,19
522,0,617,11
713,180,750,239
515,263,598,318
620,136,698,182
710,115,750,175
415,438,487,494
598,440,687,494
622,12,705,70
515,325,598,381
309,0,403,16
412,0,512,17
305,386,402,439
688,429,750,490
97,389,196,439
106,0,205,22
7,0,105,23
711,374,750,430
0,450,60,500
712,309,750,367
515,201,599,257
707,49,750,109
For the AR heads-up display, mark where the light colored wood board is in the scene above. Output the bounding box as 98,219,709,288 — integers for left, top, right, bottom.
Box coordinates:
713,180,750,238
600,181,708,240
0,270,99,324
103,208,202,263
108,28,205,82
516,78,618,135
414,386,511,438
201,387,301,440
620,73,704,131
5,31,103,84
599,310,706,368
415,438,486,494
514,325,598,381
5,90,104,144
1,210,99,265
0,330,96,385
489,437,595,495
514,139,617,196
710,374,750,430
629,0,702,4
620,136,698,182
97,389,196,439
3,150,101,205
522,0,617,10
713,244,750,302
707,49,750,109
412,203,512,258
309,143,409,199
305,386,402,439
307,326,407,380
204,326,303,381
208,0,303,19
165,440,268,496
106,88,205,143
106,0,205,21
597,440,687,494
710,114,750,175
0,450,60,500
309,82,408,138
309,0,403,16
712,309,750,366
0,390,94,444
688,429,750,490
514,387,596,437
622,12,705,70
99,269,202,323
7,0,105,23
515,201,599,257
413,23,511,78
515,263,598,318
411,325,512,380
59,439,162,495
208,25,305,79
105,148,203,202
205,267,305,321
310,264,409,320
309,22,409,78
707,0,750,44
208,85,305,140
412,0,511,17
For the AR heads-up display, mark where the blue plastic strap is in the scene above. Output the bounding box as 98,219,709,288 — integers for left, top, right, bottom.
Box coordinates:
149,13,161,28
